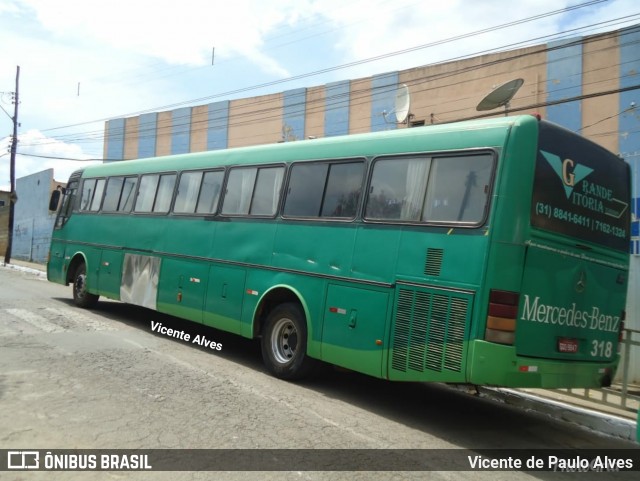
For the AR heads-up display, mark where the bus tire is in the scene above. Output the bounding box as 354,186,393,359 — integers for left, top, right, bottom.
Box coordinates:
72,263,99,308
261,303,315,380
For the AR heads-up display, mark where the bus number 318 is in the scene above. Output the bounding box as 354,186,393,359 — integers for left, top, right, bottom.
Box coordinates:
590,340,613,358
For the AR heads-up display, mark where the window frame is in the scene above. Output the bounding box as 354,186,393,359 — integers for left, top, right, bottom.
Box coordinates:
363,149,497,228
172,168,225,216
54,175,80,229
219,163,286,218
281,157,367,222
133,171,178,215
79,177,107,213
102,175,139,214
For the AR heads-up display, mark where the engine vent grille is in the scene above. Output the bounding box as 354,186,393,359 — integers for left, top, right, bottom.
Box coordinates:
424,248,444,277
391,286,470,374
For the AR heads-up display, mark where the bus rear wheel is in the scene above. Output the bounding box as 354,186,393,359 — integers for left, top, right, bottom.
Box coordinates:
261,303,315,380
72,263,99,308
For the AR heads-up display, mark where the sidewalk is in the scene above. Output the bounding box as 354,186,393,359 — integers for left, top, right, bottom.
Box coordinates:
2,259,639,442
479,388,638,442
1,258,48,277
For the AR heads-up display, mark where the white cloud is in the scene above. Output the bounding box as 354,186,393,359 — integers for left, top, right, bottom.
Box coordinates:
0,130,100,190
12,0,313,72
305,0,637,78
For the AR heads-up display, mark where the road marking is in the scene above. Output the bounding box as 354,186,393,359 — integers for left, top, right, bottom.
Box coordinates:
5,309,64,333
44,307,116,331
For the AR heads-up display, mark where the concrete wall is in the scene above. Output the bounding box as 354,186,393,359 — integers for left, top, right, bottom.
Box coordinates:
228,92,282,148
190,105,209,153
124,116,139,160
305,85,325,139
12,169,61,264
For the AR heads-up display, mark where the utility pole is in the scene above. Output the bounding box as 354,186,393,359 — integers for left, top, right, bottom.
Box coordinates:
4,65,19,265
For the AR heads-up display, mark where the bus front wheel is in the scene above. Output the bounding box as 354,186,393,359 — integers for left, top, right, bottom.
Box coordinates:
72,263,99,308
261,303,315,380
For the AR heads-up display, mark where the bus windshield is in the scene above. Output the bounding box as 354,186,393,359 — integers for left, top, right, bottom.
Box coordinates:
531,121,631,252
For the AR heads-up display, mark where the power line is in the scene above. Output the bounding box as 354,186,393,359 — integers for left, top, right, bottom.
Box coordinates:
41,0,609,133
14,152,114,162
28,15,639,151
25,19,640,150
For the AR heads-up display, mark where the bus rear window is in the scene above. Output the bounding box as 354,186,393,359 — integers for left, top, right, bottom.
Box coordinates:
531,121,631,252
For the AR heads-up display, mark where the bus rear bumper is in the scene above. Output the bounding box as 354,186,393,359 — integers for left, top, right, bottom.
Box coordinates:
467,340,619,388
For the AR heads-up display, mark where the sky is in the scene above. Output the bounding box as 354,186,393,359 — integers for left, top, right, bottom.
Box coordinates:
0,0,638,191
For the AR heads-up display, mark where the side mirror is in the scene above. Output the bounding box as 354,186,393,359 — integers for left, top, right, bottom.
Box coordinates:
49,190,61,211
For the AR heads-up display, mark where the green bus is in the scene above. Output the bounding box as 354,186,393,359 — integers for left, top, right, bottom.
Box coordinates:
47,115,630,388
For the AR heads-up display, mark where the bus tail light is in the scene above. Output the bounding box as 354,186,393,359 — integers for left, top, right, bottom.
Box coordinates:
485,289,519,345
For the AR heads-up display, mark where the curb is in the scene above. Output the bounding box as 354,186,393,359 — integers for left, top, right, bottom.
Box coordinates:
480,387,638,442
0,262,47,278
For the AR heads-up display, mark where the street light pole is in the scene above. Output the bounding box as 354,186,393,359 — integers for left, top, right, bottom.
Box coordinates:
4,65,20,265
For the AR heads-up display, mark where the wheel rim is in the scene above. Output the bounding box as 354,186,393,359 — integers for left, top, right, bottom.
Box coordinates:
74,273,87,300
270,317,298,364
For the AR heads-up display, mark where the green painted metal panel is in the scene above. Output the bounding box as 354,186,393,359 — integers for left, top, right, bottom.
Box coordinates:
321,284,389,377
204,265,246,335
97,249,123,299
516,244,626,362
157,258,209,322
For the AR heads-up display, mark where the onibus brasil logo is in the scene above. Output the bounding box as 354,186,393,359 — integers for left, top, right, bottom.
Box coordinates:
540,150,628,219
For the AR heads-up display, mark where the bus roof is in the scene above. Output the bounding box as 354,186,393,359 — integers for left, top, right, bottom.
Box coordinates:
83,115,542,178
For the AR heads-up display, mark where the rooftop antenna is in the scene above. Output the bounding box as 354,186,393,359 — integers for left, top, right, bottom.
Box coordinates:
476,78,524,115
383,84,412,124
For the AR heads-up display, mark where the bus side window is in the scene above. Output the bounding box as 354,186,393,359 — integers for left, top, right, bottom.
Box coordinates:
120,177,137,212
79,179,96,211
366,156,431,221
153,174,177,213
103,177,124,211
250,167,284,216
423,154,493,224
283,160,364,219
89,179,106,211
222,168,257,215
135,174,160,212
78,178,106,212
221,166,284,216
320,162,363,218
174,171,204,213
196,171,224,214
283,163,328,217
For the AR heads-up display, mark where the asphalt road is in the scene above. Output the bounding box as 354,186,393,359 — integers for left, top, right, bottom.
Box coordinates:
0,265,636,481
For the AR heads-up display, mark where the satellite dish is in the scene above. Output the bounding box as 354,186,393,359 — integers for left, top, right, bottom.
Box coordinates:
383,84,412,124
394,84,411,123
476,78,524,112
